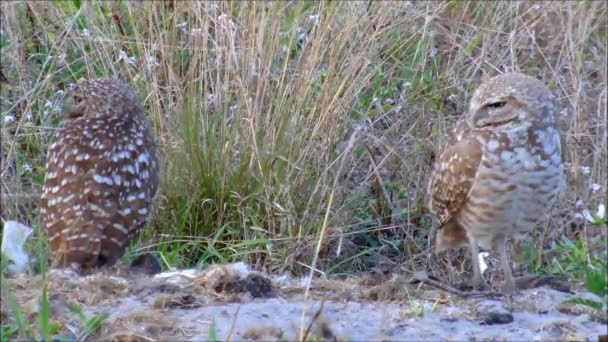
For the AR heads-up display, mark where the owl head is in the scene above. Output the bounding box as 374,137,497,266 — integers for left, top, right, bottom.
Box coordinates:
466,72,555,130
62,79,141,120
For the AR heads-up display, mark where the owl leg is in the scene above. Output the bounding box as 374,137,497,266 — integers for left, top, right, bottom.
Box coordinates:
497,237,515,295
468,236,486,290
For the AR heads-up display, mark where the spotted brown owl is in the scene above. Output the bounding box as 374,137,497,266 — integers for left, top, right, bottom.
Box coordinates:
427,72,562,294
40,79,159,270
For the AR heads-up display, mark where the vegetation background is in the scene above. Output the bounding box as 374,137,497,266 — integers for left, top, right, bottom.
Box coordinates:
1,1,606,291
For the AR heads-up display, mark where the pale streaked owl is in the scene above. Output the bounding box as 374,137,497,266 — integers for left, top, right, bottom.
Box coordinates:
427,72,562,294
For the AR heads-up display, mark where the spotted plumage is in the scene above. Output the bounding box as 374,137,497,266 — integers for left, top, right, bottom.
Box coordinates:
427,72,562,294
40,79,159,270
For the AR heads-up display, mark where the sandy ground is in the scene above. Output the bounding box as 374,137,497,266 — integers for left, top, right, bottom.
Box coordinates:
2,263,606,341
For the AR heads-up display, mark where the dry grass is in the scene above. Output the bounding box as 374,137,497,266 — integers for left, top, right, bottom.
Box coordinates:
1,1,606,284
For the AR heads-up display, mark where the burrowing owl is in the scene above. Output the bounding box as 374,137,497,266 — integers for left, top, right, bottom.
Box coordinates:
427,72,562,294
40,79,159,270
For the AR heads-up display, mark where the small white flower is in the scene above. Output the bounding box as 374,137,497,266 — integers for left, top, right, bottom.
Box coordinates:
81,28,90,38
308,15,319,26
478,252,489,274
24,112,33,121
590,183,602,192
582,209,594,223
190,28,203,37
64,18,75,30
3,115,16,123
117,50,137,66
597,204,605,220
580,165,591,175
176,22,188,31
22,163,32,173
146,55,159,68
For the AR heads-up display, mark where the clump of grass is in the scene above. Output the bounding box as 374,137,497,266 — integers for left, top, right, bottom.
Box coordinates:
0,268,108,341
0,1,606,284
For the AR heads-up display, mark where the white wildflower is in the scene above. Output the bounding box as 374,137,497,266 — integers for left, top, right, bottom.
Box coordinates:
190,28,203,37
81,28,90,39
308,15,319,26
580,166,591,175
297,31,307,42
117,50,137,66
176,21,188,31
146,55,159,69
596,204,605,220
590,183,602,192
582,209,594,223
24,112,33,122
3,115,16,124
57,52,67,65
217,13,236,30
478,252,489,274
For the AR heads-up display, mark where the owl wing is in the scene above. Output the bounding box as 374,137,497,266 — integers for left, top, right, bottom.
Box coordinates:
41,125,103,267
99,115,160,265
427,120,483,249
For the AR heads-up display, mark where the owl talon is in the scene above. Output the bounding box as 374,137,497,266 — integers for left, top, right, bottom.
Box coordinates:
130,253,162,275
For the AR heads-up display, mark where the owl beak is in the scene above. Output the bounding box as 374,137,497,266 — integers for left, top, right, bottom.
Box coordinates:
469,107,486,128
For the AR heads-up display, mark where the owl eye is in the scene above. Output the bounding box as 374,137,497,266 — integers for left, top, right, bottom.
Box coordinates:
486,101,507,109
73,95,84,105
